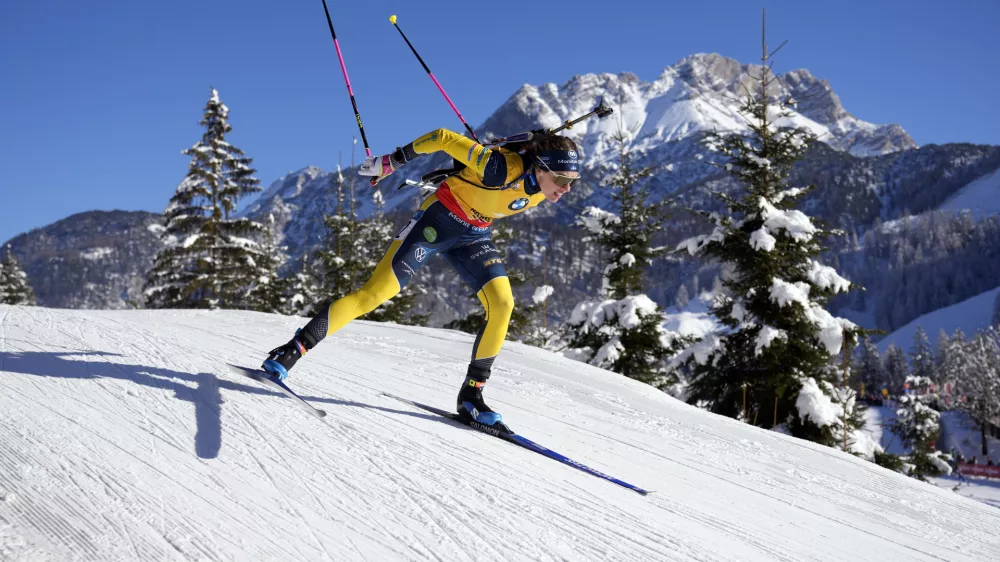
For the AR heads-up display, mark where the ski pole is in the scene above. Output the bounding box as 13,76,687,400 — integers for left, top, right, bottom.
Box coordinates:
389,14,479,142
320,0,372,157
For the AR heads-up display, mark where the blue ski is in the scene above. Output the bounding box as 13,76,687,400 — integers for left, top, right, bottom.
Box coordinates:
383,392,649,496
227,364,327,418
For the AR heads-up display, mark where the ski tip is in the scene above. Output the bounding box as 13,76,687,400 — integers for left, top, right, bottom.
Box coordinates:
389,14,397,24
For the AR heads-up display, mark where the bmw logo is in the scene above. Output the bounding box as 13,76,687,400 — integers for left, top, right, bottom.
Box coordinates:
508,198,529,211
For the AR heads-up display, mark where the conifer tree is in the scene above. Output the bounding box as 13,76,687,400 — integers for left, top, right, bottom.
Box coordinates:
674,284,691,310
955,328,1000,456
938,328,968,387
791,339,878,460
934,329,951,377
286,255,321,316
892,375,951,480
246,214,288,314
316,164,366,302
675,24,860,436
852,336,886,397
883,344,910,396
0,244,36,306
909,326,935,382
145,89,263,309
563,130,679,387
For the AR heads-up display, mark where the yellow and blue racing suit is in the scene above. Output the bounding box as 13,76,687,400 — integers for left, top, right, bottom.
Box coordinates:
298,129,546,377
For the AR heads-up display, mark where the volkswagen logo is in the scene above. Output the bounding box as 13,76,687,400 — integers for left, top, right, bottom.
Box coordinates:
414,247,427,262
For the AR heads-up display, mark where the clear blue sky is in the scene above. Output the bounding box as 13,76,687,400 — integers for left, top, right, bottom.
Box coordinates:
1,0,998,243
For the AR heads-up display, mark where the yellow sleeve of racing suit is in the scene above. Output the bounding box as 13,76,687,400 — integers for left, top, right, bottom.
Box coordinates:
410,128,525,188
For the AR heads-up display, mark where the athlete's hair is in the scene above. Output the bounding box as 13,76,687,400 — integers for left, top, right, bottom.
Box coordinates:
524,135,578,154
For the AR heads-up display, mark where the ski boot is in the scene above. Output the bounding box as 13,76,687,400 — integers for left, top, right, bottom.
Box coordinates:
456,366,503,426
261,329,316,381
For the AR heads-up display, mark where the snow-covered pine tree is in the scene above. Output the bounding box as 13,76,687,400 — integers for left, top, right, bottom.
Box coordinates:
519,284,558,348
938,328,968,389
246,214,288,314
892,375,951,480
883,344,910,396
909,326,934,382
563,129,680,387
285,255,321,317
955,328,1000,456
853,336,886,399
357,189,428,326
674,284,691,310
790,333,878,458
144,88,263,309
674,32,859,435
316,164,365,302
0,244,36,305
933,329,951,377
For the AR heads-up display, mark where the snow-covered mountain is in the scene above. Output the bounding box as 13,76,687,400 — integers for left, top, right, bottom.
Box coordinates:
2,305,998,561
480,53,915,162
243,53,919,251
2,210,164,309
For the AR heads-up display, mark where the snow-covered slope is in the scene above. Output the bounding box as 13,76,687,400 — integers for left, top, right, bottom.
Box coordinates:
878,286,1000,354
939,167,1000,220
1,306,998,561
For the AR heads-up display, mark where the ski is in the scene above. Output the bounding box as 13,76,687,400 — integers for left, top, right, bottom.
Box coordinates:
227,364,327,418
383,392,649,496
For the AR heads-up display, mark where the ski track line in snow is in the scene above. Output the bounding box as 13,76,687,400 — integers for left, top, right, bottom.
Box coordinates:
273,343,957,560
432,354,976,560
1,312,285,560
0,369,232,561
512,370,994,559
573,419,956,560
5,308,1000,561
294,366,685,561
236,411,338,562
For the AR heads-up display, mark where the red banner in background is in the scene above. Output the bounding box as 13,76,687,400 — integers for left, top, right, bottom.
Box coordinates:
958,463,1000,479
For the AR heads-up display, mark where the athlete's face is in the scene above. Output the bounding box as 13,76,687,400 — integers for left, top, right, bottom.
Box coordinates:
538,170,580,203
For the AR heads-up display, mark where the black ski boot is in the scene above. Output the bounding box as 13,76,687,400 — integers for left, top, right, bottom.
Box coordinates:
261,329,316,381
456,366,502,426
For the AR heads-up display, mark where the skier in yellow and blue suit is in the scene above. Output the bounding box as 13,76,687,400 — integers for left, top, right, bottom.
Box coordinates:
261,128,582,426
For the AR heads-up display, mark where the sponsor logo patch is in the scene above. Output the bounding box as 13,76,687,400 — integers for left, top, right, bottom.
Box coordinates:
414,247,427,262
414,132,438,147
423,227,437,243
483,258,503,267
508,198,529,211
470,208,493,224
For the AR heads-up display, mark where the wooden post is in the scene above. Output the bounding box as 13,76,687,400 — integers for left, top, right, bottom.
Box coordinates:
742,383,748,422
841,329,852,452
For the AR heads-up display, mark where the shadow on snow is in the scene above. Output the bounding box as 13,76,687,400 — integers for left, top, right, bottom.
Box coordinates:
0,348,449,460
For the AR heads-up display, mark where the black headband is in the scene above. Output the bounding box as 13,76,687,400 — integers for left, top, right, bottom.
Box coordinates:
535,149,580,173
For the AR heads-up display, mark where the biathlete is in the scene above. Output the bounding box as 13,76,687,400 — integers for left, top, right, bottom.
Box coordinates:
260,128,581,425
